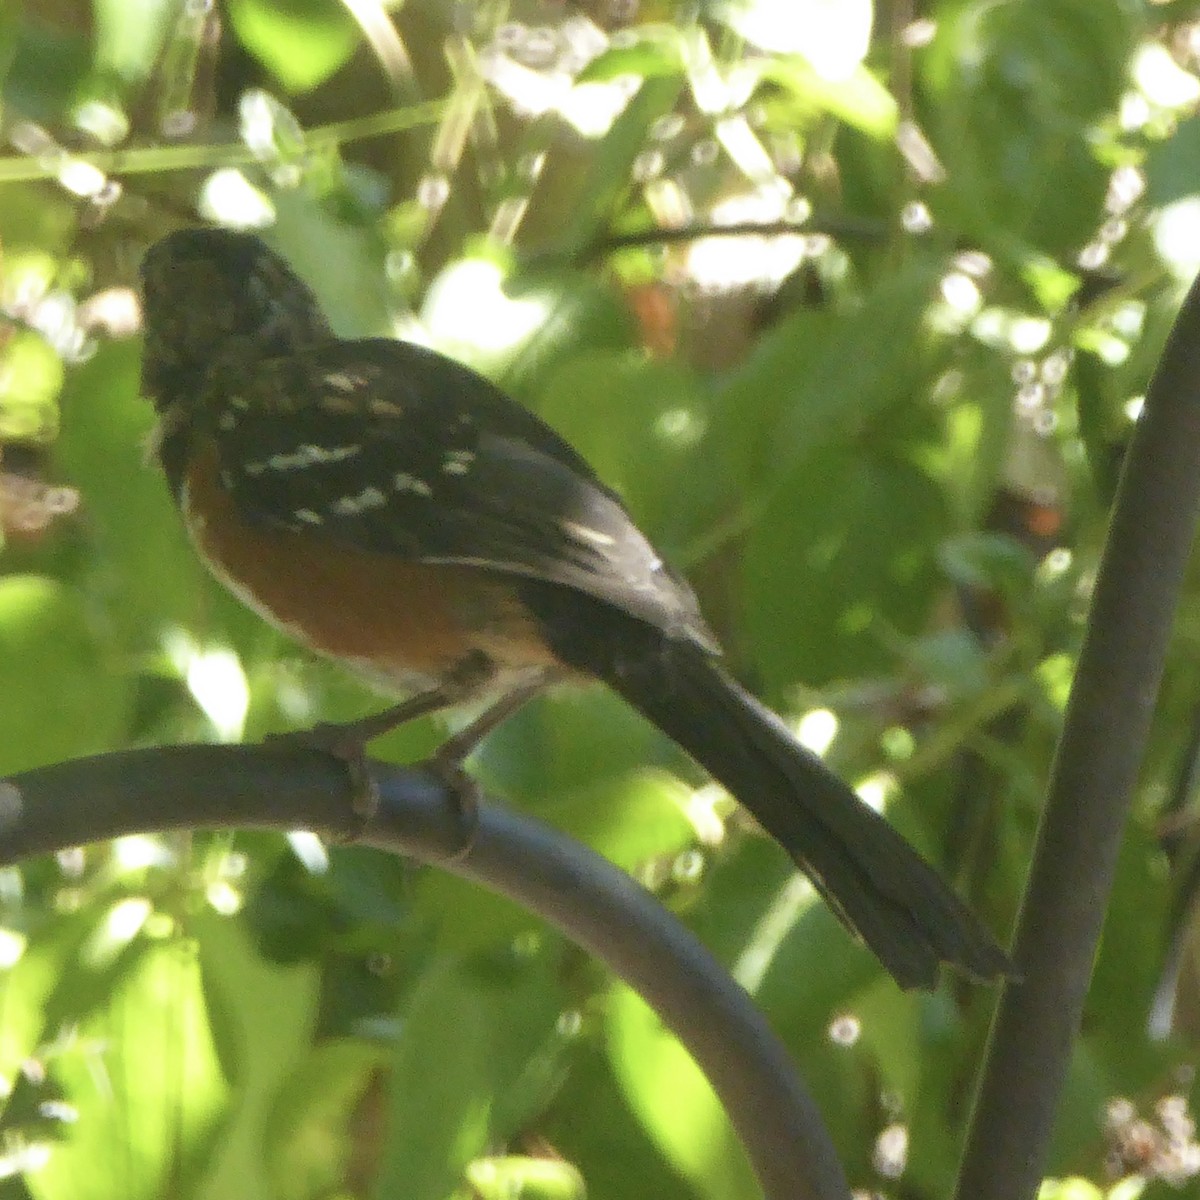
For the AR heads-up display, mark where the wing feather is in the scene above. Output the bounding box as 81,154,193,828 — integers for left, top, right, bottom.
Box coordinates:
207,338,715,648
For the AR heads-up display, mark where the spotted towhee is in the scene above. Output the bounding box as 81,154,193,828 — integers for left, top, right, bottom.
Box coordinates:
139,228,1009,989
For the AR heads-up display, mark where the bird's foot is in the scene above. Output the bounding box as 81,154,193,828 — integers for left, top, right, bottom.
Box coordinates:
420,746,482,860
263,722,380,829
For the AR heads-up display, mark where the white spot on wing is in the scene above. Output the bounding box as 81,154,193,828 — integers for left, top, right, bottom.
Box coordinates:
267,443,363,471
142,421,165,466
324,372,359,393
295,508,324,525
560,519,617,548
218,412,237,431
331,486,387,516
369,398,405,417
442,449,476,475
394,471,433,497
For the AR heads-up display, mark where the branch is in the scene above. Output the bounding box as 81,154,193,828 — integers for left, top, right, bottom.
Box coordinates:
0,100,447,185
0,745,851,1200
955,273,1200,1199
588,215,889,255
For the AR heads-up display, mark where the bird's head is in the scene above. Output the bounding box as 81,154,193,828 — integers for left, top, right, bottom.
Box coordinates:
139,227,332,411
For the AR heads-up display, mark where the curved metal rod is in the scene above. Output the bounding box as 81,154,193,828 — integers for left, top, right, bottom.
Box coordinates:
0,744,850,1200
955,269,1200,1198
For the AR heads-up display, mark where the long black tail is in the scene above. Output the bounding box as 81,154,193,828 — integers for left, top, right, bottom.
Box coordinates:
605,640,1010,989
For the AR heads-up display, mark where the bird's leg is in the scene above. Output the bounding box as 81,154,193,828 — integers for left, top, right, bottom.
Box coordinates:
265,684,460,821
423,671,556,858
266,651,501,821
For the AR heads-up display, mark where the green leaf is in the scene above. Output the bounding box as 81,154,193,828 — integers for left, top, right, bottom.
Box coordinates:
467,1155,586,1200
264,1039,382,1200
1086,824,1170,1058
0,905,102,1084
53,339,215,643
373,958,566,1200
1074,349,1129,503
605,984,756,1200
226,0,360,93
576,26,685,83
532,349,709,549
271,194,393,338
501,271,635,399
920,0,1140,256
0,575,128,774
372,964,489,1200
0,331,63,441
741,448,948,688
760,56,899,139
905,629,991,697
713,256,942,492
420,260,632,389
194,909,321,1200
479,688,664,802
535,770,698,871
1147,113,1200,207
29,938,232,1200
712,0,871,66
850,975,922,1103
91,0,176,84
694,838,885,1129
0,15,91,120
411,874,538,958
938,532,1037,595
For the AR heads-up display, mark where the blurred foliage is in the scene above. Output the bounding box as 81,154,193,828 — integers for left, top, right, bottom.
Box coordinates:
4,0,1200,1196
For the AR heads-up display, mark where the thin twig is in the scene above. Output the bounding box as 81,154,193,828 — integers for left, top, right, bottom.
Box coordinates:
579,214,889,261
0,100,448,185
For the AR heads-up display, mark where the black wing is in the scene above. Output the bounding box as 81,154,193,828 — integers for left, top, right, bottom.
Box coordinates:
206,337,716,648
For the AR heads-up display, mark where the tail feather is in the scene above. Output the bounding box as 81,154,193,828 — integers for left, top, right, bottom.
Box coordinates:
606,641,1010,989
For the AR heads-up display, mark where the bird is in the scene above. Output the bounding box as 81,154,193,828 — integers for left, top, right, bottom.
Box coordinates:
138,226,1010,990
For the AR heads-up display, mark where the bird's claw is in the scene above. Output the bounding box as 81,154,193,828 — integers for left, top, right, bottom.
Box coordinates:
263,724,380,831
423,750,481,860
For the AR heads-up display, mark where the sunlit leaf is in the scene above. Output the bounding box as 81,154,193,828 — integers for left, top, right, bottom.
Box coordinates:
265,1039,382,1200
714,256,942,488
194,909,322,1200
919,0,1141,256
606,984,756,1200
92,0,176,84
373,958,566,1200
53,339,215,641
226,0,360,93
0,331,63,441
713,0,871,74
29,938,231,1200
0,576,128,774
467,1154,586,1200
760,57,899,138
1037,1180,1104,1200
534,771,698,871
576,27,685,83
